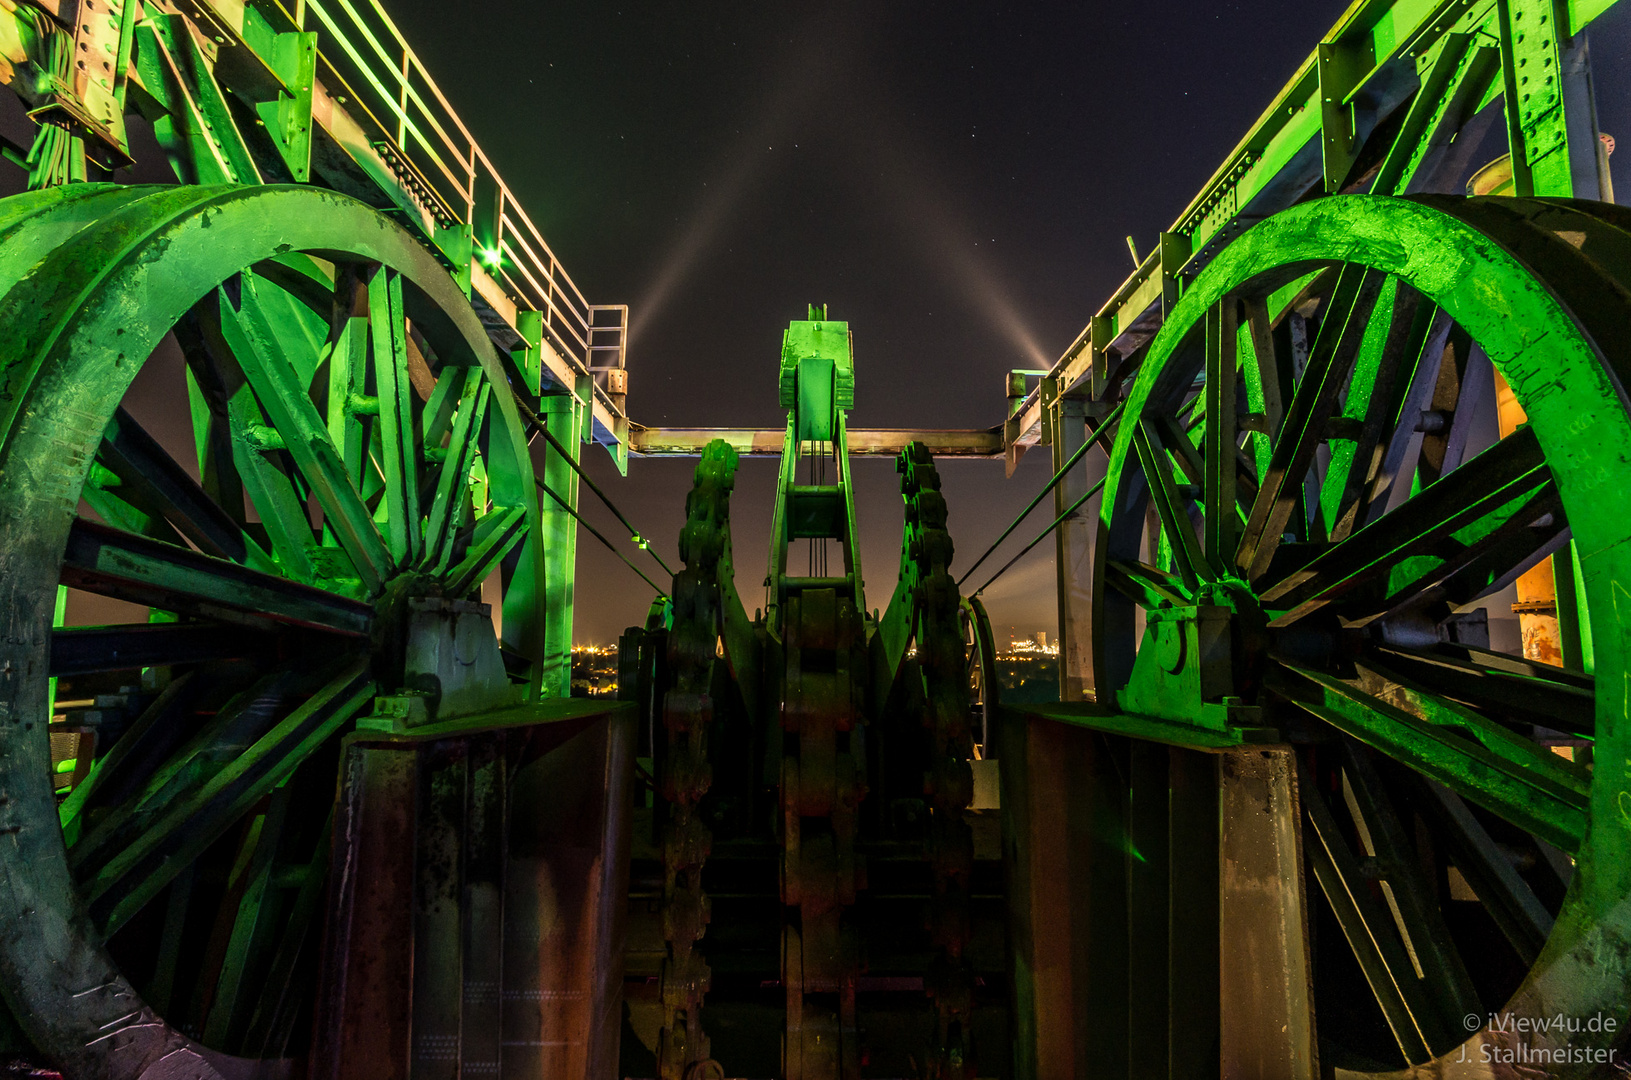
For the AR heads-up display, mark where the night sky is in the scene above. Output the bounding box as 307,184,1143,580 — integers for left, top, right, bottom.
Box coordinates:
381,0,1631,646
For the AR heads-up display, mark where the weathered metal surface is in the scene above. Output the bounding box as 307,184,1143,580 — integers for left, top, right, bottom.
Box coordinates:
652,440,737,1080
311,744,418,1080
504,713,634,1080
774,312,869,1080
997,717,1223,1080
313,706,633,1080
1217,746,1316,1080
1086,193,1631,1072
0,183,554,1076
894,445,977,1079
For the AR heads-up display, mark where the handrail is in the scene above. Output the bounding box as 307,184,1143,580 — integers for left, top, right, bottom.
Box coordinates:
269,0,627,388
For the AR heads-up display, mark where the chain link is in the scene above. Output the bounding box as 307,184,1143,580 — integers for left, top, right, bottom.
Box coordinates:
898,443,977,1080
779,582,868,1079
655,441,738,1080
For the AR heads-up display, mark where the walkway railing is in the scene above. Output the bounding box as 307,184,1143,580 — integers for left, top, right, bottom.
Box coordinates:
273,0,627,393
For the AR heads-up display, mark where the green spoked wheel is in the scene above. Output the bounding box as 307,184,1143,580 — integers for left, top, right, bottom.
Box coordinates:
0,185,543,1077
1094,195,1631,1074
960,596,998,752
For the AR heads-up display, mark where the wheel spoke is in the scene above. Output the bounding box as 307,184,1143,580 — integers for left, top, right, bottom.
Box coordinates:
222,275,392,593
1318,283,1433,542
174,314,251,524
1392,504,1568,618
1372,642,1594,736
1261,425,1552,623
1299,757,1439,1065
1356,312,1455,531
238,811,332,1057
49,620,272,676
447,503,528,597
98,406,277,571
423,371,491,572
1203,299,1239,575
77,655,374,934
58,670,205,840
1238,296,1284,462
1133,419,1206,592
62,517,373,636
1321,478,1559,627
1442,639,1595,690
1410,778,1554,965
369,267,424,564
79,461,189,545
1237,265,1387,579
202,785,292,1046
422,362,471,449
1105,558,1190,609
69,663,313,876
1417,326,1490,487
1352,655,1591,796
180,297,323,581
326,264,373,501
1152,411,1205,489
1273,662,1587,852
1337,741,1482,1033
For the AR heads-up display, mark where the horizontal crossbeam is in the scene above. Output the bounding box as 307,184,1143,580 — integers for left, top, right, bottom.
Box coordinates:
49,622,273,676
629,426,1003,457
62,518,373,637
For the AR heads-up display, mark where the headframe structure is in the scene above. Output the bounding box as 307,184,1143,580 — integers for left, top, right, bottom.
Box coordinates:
2,0,1631,1077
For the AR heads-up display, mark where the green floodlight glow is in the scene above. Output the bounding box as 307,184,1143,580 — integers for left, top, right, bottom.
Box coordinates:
633,534,650,550
479,246,502,268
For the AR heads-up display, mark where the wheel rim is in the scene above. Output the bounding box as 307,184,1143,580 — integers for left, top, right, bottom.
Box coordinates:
1092,194,1631,1072
0,184,543,1077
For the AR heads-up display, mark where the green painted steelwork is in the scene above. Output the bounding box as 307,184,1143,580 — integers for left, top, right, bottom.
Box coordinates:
0,0,653,698
0,0,631,449
1089,192,1631,1071
0,183,546,1073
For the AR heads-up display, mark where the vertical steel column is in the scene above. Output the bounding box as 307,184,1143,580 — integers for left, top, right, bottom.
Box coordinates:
588,714,637,1076
1218,747,1316,1080
413,740,468,1080
1168,747,1220,1080
462,732,508,1078
1051,389,1102,702
998,715,1128,1078
1499,0,1610,200
538,382,588,698
1496,1,1607,663
1125,741,1172,1080
312,744,419,1080
502,714,634,1080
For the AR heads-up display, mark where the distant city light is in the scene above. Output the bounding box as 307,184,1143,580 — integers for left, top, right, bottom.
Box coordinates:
1004,631,1058,658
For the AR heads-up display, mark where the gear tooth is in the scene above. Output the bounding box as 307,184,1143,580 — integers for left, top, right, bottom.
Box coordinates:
656,438,742,1076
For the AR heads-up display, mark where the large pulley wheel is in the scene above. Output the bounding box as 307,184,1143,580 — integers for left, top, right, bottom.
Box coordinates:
0,184,542,1078
1094,194,1631,1073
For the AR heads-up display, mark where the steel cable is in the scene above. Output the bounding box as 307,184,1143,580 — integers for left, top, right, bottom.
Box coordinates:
955,402,1123,587
972,472,1108,597
534,477,669,597
515,396,676,578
